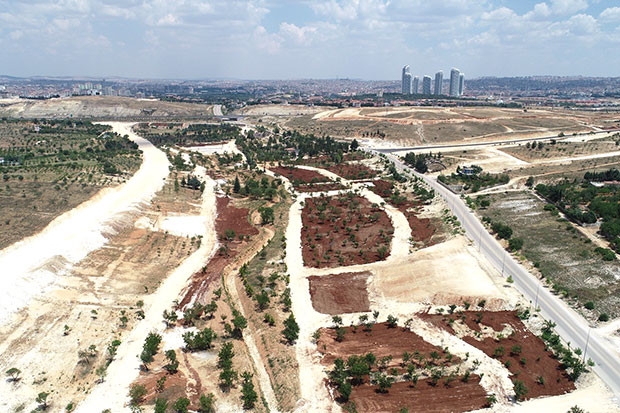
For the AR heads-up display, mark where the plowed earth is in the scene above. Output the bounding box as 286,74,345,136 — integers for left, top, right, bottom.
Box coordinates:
308,272,371,314
326,163,378,180
317,322,488,413
270,165,345,192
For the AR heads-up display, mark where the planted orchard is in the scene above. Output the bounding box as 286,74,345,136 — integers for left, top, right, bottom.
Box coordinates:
301,192,393,268
318,320,488,413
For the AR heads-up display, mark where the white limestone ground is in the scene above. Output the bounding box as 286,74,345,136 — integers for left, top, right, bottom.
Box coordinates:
76,175,219,412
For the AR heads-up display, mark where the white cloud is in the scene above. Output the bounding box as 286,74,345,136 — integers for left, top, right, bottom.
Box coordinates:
279,23,316,45
600,7,620,22
549,0,588,15
525,3,551,19
156,13,181,26
311,0,390,21
566,13,598,35
481,7,518,22
254,25,282,54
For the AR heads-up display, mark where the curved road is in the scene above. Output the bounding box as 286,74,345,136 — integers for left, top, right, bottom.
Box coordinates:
377,150,620,404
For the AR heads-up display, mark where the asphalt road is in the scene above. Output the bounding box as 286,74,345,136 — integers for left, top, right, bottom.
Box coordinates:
378,151,620,403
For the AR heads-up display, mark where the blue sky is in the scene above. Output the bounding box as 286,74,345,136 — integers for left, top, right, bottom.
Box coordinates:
1,0,619,80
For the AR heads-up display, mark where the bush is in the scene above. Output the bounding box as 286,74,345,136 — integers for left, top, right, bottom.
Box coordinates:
129,384,147,406
508,237,524,251
491,222,513,240
584,301,595,310
598,313,610,322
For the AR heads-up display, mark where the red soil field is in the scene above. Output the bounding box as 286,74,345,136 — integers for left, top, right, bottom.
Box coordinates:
317,322,487,413
270,166,330,184
420,310,576,400
327,163,378,180
301,194,392,268
308,272,371,314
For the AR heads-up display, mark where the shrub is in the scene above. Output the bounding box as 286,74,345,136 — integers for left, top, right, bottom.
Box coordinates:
584,301,595,310
508,237,524,251
598,313,610,322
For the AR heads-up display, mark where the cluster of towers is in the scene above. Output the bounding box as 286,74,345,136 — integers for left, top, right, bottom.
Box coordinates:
401,65,464,97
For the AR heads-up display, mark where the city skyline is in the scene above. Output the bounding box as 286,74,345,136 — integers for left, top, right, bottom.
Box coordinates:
1,1,620,80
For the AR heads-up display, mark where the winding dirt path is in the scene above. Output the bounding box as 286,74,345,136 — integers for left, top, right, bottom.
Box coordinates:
75,129,219,412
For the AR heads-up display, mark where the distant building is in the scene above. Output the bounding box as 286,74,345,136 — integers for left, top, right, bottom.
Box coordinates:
459,73,465,96
434,71,443,96
450,68,461,97
412,76,419,94
422,76,432,95
401,65,412,94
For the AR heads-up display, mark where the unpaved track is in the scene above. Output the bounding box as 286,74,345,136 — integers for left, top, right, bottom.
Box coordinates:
76,175,218,412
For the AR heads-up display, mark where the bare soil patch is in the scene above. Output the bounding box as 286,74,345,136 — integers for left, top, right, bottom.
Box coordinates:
308,272,371,314
326,163,378,180
317,322,488,413
301,194,393,268
420,310,576,400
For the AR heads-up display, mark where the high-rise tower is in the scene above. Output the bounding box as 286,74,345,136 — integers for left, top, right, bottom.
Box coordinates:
402,65,412,94
449,68,461,97
434,71,443,96
459,73,465,96
422,76,432,95
412,76,419,94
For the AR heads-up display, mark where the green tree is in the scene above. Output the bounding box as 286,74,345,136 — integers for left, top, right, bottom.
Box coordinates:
198,393,216,413
5,367,21,382
183,327,217,351
258,206,275,225
256,290,270,311
165,349,179,373
173,397,190,413
129,384,147,406
163,310,178,328
525,176,534,188
219,367,238,391
240,372,258,409
513,379,528,401
154,398,168,413
232,311,248,339
217,342,235,370
36,392,50,410
282,313,300,344
373,371,395,393
508,237,524,251
233,176,241,193
386,315,398,328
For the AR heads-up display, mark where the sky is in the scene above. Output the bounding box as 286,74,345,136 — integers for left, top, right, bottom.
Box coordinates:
1,0,620,80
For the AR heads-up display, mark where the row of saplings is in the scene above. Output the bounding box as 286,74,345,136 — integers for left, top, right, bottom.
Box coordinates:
325,315,497,409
